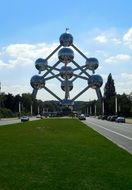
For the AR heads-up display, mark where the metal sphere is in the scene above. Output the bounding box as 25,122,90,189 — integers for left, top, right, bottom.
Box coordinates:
88,75,103,89
61,81,73,91
86,58,99,71
59,33,73,47
35,58,48,72
60,66,73,79
61,99,74,106
58,48,74,64
30,75,45,90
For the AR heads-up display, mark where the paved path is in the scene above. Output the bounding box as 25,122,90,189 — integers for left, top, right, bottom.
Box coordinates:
83,117,132,154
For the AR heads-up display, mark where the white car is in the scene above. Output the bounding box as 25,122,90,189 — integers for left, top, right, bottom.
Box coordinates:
78,114,86,120
115,117,125,123
21,116,29,122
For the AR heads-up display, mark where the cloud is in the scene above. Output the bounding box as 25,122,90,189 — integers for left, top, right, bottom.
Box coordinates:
0,42,59,69
121,72,132,80
94,34,108,43
105,54,131,64
123,27,132,47
0,60,14,69
94,32,121,45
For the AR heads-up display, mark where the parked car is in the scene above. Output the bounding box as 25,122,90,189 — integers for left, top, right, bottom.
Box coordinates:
21,116,29,122
115,117,125,123
36,114,43,119
110,115,118,121
107,116,112,121
98,115,102,119
78,114,86,120
101,115,108,120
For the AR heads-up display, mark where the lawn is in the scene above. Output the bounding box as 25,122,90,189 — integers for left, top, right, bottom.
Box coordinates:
0,118,132,190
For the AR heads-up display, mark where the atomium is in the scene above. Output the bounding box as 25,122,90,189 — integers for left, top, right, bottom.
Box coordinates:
86,58,99,72
61,81,73,91
88,75,103,89
60,66,73,79
58,48,74,64
30,30,103,106
59,33,73,47
35,58,48,72
30,75,45,90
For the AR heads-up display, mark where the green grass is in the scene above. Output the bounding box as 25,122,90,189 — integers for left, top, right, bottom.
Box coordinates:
0,118,132,190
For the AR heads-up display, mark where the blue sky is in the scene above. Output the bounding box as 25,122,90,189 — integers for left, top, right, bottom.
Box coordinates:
0,0,132,101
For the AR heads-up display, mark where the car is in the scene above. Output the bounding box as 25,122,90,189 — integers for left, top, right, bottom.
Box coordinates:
21,116,29,122
115,117,125,123
101,115,108,120
98,115,102,119
78,114,86,120
36,115,42,118
110,115,118,121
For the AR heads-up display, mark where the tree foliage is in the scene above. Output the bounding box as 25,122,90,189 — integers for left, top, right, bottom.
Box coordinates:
104,73,116,98
103,73,116,115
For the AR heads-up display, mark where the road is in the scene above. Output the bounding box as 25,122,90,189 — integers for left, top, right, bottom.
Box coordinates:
83,117,132,154
0,117,39,126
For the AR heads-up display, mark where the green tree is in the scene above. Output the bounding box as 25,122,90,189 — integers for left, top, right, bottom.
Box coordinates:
117,93,132,117
104,73,116,98
104,73,116,115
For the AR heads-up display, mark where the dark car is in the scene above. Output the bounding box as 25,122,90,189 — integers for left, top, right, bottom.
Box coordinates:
78,114,86,120
110,115,118,121
21,116,29,122
98,115,102,119
115,117,125,123
101,115,108,120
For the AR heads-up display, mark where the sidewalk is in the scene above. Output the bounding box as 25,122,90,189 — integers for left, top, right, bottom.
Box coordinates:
126,119,132,124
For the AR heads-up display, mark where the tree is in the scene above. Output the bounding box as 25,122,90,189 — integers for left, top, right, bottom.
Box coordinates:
22,93,33,114
104,73,116,98
4,93,15,111
117,93,132,117
104,73,116,115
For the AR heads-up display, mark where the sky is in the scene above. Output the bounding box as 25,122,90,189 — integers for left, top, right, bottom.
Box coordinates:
0,0,132,102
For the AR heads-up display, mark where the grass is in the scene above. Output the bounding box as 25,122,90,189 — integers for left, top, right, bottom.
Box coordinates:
0,118,132,190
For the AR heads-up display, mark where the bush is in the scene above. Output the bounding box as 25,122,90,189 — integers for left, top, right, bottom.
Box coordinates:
0,108,14,118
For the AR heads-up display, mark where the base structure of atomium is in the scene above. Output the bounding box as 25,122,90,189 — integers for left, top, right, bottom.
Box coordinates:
30,29,103,106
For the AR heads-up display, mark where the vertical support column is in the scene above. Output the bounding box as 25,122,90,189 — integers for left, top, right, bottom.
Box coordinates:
94,104,97,116
19,102,21,117
87,107,89,115
102,100,104,115
31,104,33,116
90,106,92,115
38,106,40,115
115,95,118,115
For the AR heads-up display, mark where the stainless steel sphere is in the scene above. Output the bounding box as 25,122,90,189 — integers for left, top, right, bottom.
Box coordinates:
30,75,45,90
88,75,103,89
61,99,74,106
58,48,74,64
60,66,73,79
86,58,99,71
59,33,73,47
61,81,73,91
35,58,48,72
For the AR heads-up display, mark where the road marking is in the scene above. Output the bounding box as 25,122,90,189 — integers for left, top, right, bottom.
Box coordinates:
86,121,132,141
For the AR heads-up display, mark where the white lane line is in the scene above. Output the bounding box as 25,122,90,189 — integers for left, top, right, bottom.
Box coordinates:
86,121,132,141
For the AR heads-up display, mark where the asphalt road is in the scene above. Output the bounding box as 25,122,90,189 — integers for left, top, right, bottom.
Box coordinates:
0,117,39,126
83,117,132,154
